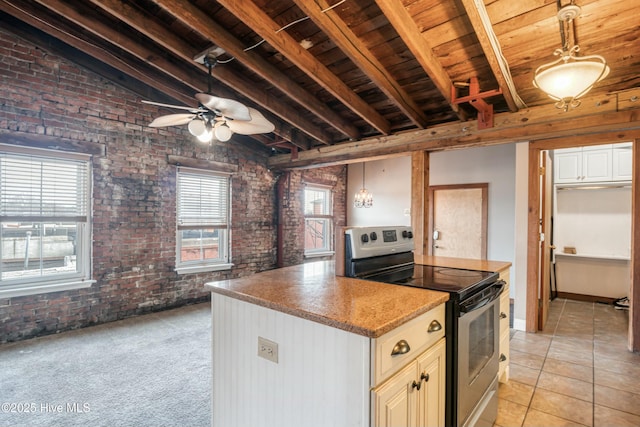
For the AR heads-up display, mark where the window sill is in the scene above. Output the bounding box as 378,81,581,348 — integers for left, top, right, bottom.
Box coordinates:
175,263,234,275
0,279,96,299
304,251,335,259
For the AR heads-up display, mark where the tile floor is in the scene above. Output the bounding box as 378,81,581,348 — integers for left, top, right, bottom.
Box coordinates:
496,298,640,427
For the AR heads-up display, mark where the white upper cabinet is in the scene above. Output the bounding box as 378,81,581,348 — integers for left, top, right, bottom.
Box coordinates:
612,142,633,181
554,143,632,184
554,148,582,183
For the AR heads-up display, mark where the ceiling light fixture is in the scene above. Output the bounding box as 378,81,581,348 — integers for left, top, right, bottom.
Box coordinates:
533,2,609,111
188,118,212,143
214,122,232,142
353,162,373,208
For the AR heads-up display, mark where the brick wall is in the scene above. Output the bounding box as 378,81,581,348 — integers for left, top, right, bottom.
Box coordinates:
0,27,346,343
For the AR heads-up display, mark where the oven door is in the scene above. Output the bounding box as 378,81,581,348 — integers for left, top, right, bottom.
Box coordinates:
457,282,504,427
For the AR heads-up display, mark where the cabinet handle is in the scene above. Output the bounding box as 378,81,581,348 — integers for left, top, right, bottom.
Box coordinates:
500,353,507,362
391,339,411,356
412,380,421,391
420,372,430,383
500,312,507,319
427,320,442,333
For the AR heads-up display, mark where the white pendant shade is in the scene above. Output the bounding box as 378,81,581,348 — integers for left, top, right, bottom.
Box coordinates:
533,3,609,111
534,59,610,103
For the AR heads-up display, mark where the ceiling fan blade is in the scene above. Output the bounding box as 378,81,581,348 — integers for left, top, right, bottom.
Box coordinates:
195,93,251,121
142,99,204,113
148,113,196,127
226,108,275,135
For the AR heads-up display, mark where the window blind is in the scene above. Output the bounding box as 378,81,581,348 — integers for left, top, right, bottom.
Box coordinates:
177,171,229,229
0,152,89,222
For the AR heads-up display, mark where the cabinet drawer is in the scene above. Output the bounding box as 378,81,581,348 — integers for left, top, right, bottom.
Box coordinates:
371,304,445,386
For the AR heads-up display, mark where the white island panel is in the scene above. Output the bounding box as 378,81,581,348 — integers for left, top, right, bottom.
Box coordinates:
212,293,371,427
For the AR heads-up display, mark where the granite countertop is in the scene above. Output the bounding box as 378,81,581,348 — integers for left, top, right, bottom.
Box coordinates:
414,255,511,273
205,260,449,338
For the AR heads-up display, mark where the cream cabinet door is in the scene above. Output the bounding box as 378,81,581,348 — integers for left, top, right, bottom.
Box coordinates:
416,338,446,427
372,362,419,427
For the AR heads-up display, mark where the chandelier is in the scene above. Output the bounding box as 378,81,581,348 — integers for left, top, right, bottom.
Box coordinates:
353,162,373,208
532,2,609,111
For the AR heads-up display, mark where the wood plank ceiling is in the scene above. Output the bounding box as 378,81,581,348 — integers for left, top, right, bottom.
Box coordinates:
1,0,639,168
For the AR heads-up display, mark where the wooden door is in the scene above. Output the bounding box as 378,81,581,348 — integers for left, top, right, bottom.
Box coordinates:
428,184,488,259
538,151,552,330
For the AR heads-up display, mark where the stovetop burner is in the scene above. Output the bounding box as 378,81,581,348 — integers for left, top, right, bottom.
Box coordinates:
363,264,498,301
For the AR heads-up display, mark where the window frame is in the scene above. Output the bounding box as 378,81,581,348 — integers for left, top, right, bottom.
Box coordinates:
175,167,232,274
0,144,94,298
303,184,334,258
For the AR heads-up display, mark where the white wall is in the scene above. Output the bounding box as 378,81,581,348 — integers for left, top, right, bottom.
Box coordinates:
347,156,412,226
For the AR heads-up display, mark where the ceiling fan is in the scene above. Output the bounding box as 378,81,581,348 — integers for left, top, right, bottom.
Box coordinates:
143,56,275,143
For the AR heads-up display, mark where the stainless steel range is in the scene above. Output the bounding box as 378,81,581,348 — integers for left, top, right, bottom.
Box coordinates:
343,226,504,427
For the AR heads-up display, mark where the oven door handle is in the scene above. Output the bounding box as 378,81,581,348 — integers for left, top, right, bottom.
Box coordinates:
459,280,505,315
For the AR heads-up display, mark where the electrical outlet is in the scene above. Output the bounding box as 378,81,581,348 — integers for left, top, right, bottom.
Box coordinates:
258,336,278,363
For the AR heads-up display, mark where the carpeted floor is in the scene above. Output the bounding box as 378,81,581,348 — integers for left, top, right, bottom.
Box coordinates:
0,302,211,427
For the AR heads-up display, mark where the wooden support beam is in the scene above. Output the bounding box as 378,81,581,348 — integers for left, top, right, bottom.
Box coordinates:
144,0,359,141
294,0,429,129
268,96,640,169
458,0,522,112
411,152,429,256
216,0,391,135
374,0,466,122
85,0,330,147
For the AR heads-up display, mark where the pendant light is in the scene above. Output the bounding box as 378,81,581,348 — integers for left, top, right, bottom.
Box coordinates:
353,162,373,208
533,2,609,111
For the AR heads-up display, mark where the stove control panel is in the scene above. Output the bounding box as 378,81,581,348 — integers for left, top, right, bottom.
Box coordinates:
344,226,414,260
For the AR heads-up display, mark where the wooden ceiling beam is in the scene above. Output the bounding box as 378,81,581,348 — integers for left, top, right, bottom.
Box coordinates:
458,0,521,112
216,0,391,135
374,0,467,121
84,0,325,148
145,0,359,142
0,0,195,107
268,93,640,169
294,0,429,129
6,0,304,151
23,0,294,149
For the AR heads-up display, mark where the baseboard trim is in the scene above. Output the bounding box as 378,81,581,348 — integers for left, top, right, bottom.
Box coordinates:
555,292,616,304
512,318,526,331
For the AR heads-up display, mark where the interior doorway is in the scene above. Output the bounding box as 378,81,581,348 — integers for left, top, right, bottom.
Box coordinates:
527,137,639,352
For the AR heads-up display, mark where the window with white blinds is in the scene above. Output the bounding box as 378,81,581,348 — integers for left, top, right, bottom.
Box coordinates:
176,168,231,272
177,170,228,229
0,151,89,222
0,145,92,297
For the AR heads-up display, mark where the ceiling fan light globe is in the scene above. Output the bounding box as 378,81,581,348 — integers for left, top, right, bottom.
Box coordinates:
196,129,213,143
214,124,233,142
188,118,207,137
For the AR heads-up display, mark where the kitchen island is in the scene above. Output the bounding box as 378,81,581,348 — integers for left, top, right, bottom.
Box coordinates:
205,260,449,427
